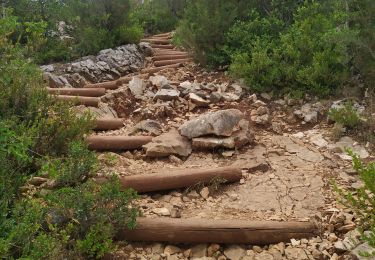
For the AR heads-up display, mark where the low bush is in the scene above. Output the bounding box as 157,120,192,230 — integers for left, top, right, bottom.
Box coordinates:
335,151,375,255
329,102,362,129
0,14,139,259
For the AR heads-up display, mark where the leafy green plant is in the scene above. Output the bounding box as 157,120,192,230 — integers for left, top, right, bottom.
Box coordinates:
329,102,362,129
334,150,375,255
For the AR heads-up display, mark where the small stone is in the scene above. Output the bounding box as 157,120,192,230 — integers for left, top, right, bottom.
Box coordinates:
152,207,170,216
328,233,338,242
334,240,347,253
29,177,48,186
290,238,301,246
191,244,208,258
154,89,180,101
151,243,164,254
255,251,274,260
200,187,210,199
284,247,310,260
189,93,209,107
170,208,181,218
222,150,235,157
164,245,181,255
252,246,263,253
169,155,183,164
260,93,272,101
150,75,169,88
207,244,220,257
129,76,145,97
223,245,246,260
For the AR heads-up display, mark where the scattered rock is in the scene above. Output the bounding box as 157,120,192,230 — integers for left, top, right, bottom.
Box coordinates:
152,207,170,216
139,42,153,56
143,129,192,157
129,76,146,97
130,120,162,136
170,208,181,218
179,109,243,138
200,187,210,199
150,75,169,88
164,245,181,255
189,93,209,107
284,247,310,260
191,244,208,258
223,245,246,260
350,242,375,260
154,89,180,101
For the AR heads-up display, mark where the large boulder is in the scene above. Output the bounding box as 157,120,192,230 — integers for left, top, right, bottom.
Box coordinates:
143,129,192,157
179,109,243,139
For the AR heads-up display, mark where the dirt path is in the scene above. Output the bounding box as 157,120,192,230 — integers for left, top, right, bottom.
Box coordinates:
52,33,371,259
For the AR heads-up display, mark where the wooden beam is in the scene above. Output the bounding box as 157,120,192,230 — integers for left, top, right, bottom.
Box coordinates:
87,136,152,151
141,39,171,44
85,81,120,90
154,58,192,67
141,64,181,74
97,167,242,193
118,218,320,244
55,95,100,107
94,118,124,131
151,44,175,49
47,87,106,97
117,76,131,85
153,54,190,62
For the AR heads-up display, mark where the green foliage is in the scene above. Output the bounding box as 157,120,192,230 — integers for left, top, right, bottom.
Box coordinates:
329,102,362,129
131,0,185,34
0,14,139,259
335,151,375,253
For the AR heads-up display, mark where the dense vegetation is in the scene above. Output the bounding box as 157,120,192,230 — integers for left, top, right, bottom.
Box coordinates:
0,13,138,259
175,0,374,96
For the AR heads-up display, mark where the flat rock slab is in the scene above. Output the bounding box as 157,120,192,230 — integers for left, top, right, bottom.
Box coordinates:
154,89,180,101
143,129,192,157
179,109,243,139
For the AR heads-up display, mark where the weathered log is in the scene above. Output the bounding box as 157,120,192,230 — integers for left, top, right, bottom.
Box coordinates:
85,81,120,90
97,167,242,193
119,218,320,244
55,95,100,107
87,136,153,151
47,87,106,97
141,63,181,74
154,58,192,67
153,54,190,61
152,32,172,38
151,44,174,49
141,38,171,44
94,118,124,131
117,76,132,85
154,51,188,57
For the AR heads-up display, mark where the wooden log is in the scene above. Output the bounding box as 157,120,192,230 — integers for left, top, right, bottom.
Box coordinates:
55,95,100,107
141,39,171,44
154,58,192,67
117,76,131,85
153,54,190,61
94,118,124,131
87,136,153,151
141,63,181,74
151,44,174,49
119,218,319,244
154,52,188,57
85,81,120,90
97,166,242,193
152,32,172,38
47,87,106,97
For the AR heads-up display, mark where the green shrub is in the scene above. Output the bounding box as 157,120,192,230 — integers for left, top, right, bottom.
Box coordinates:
329,101,362,129
335,151,375,254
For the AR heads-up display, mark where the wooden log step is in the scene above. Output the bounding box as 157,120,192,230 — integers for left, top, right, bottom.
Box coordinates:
117,76,132,85
152,32,172,38
151,44,175,49
97,167,242,193
141,63,181,74
94,118,124,131
154,58,192,67
141,39,171,44
47,87,106,97
119,218,319,244
87,136,153,151
85,81,119,90
153,54,190,61
55,95,100,107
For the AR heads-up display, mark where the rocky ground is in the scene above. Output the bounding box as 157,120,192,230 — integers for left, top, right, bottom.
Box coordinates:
39,38,374,260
